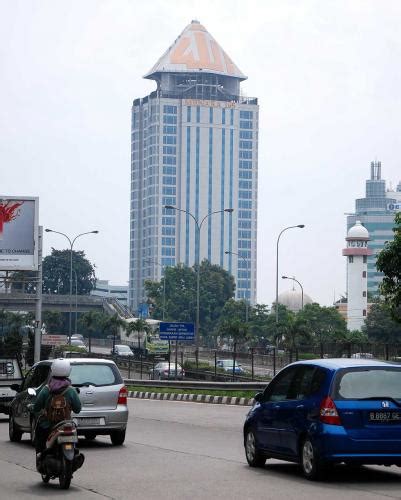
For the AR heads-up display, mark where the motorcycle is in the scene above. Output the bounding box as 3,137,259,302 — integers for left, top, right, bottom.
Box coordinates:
27,388,85,489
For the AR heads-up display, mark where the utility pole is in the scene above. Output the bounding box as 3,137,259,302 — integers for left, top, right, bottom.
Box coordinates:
34,226,43,364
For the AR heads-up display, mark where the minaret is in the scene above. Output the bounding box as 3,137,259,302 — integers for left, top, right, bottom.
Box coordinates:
342,221,373,331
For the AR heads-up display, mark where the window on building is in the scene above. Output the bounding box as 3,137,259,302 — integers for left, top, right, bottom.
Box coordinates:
362,271,367,278
363,309,367,317
187,106,191,122
363,255,367,263
363,291,367,297
163,105,177,114
348,256,353,263
163,115,177,124
240,110,253,120
209,108,213,124
196,106,200,123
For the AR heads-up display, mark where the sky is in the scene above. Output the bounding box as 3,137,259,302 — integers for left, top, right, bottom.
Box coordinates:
1,0,400,307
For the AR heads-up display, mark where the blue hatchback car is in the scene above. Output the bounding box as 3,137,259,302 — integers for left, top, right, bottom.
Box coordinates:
244,359,401,480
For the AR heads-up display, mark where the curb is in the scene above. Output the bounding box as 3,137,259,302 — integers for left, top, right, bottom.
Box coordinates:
128,390,254,406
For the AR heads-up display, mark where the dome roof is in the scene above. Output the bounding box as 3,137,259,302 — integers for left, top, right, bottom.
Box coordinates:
347,220,369,240
276,289,313,313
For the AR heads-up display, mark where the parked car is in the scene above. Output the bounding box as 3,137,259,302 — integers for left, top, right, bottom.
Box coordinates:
0,357,23,415
70,339,88,352
244,358,401,480
350,352,374,359
216,359,244,374
111,345,134,357
71,334,85,342
9,358,128,445
150,362,184,380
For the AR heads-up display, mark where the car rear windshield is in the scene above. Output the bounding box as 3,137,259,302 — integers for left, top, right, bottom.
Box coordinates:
70,363,122,387
333,368,401,400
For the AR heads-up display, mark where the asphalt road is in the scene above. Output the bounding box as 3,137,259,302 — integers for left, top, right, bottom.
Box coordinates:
0,400,400,499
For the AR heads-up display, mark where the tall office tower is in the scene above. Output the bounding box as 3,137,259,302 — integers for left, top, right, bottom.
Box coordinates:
347,161,401,296
129,20,258,313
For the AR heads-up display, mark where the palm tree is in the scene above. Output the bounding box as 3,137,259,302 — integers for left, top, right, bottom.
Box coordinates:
125,319,150,356
102,314,127,352
79,311,103,353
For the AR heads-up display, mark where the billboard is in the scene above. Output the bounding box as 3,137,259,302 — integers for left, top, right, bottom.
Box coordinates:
0,196,39,271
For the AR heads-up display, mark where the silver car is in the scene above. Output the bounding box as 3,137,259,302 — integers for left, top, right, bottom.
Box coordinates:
9,358,128,445
150,362,185,380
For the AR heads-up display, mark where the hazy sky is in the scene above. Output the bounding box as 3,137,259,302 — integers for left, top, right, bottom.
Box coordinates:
1,0,400,307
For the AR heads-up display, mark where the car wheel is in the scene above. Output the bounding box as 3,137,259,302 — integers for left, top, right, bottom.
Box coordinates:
110,430,126,446
244,428,266,467
84,432,97,441
9,414,22,443
301,437,326,480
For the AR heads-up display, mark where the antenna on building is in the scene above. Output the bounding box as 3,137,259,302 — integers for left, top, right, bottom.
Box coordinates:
370,160,381,181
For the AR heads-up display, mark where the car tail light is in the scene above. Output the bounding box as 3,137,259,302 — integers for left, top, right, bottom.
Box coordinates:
118,386,128,405
319,396,341,425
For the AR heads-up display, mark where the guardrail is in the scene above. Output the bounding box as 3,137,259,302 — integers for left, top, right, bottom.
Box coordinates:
123,379,266,391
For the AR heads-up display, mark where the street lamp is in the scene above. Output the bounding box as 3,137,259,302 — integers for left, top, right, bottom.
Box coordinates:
275,225,305,325
45,228,99,343
224,250,249,322
144,258,167,320
282,275,304,311
164,205,234,349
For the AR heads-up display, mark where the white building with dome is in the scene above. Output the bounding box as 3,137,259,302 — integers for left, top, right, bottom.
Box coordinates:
342,220,373,331
276,288,313,313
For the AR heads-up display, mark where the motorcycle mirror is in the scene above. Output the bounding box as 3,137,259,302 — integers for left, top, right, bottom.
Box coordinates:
27,388,37,397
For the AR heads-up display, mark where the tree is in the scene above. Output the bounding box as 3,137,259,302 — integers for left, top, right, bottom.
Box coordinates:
217,317,250,349
125,319,151,353
295,303,348,345
78,311,105,352
102,314,126,351
12,249,96,295
363,302,401,343
376,212,401,323
42,311,64,334
145,260,235,342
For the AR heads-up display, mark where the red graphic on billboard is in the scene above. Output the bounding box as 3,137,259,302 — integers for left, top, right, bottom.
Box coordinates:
0,201,24,239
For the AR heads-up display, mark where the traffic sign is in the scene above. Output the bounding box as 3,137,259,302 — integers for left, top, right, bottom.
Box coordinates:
41,334,68,346
159,322,195,341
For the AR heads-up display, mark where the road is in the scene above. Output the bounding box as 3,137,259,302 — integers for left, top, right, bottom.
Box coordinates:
1,400,400,499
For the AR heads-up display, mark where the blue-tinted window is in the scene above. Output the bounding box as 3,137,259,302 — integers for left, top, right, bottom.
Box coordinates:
239,210,252,219
162,237,175,246
240,120,252,129
240,110,253,119
162,226,175,236
163,126,176,134
239,171,252,179
222,108,226,124
239,190,252,199
163,166,176,175
162,197,176,206
187,106,191,122
163,105,177,114
209,108,213,124
163,135,176,144
163,176,176,185
161,258,175,267
238,240,252,249
163,146,176,155
239,150,252,159
196,106,200,123
239,230,252,239
230,109,234,126
162,216,176,225
162,247,175,256
163,115,177,124
239,200,252,208
239,220,252,229
163,156,176,165
239,180,252,189
239,140,253,149
162,186,176,195
240,130,252,139
239,160,252,169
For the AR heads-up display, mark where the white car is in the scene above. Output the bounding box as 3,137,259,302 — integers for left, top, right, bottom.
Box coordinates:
111,345,134,357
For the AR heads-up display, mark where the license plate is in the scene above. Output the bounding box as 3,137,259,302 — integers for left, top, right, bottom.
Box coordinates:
369,411,401,423
74,417,104,426
57,435,78,443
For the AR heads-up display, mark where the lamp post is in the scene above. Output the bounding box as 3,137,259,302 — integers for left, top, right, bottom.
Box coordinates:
224,250,249,322
72,269,78,335
45,229,99,343
282,275,304,311
275,225,305,325
145,259,166,320
164,205,234,349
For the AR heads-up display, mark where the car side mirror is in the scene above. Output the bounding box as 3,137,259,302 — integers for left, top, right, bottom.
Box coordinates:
27,388,37,397
10,383,21,392
254,392,263,403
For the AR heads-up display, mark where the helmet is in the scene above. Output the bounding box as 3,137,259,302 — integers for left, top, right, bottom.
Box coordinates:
51,359,71,378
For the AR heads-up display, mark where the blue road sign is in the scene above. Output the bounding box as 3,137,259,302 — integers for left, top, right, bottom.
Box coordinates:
159,322,195,341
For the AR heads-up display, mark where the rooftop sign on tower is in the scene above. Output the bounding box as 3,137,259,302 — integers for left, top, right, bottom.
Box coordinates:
144,20,247,81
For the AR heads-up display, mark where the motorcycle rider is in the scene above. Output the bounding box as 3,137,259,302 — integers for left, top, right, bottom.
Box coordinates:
33,359,81,467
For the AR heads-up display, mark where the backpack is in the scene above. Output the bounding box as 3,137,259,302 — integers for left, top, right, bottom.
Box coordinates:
45,387,72,424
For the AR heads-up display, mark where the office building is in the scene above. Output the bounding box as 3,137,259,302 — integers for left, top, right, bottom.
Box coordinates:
129,21,258,312
347,161,401,296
